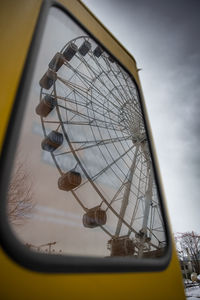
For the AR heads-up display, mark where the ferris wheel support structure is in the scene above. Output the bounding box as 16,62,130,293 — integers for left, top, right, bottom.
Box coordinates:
138,164,153,257
115,144,139,237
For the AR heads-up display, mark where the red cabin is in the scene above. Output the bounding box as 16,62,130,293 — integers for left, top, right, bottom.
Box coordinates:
93,46,103,58
63,43,78,61
78,40,91,56
48,52,65,72
41,131,63,152
39,69,57,90
108,237,135,256
83,207,107,228
35,95,56,117
58,171,82,191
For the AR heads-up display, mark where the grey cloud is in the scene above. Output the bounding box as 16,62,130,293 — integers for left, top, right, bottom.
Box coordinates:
82,0,200,232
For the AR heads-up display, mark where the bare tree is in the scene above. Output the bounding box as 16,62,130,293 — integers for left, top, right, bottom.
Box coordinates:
7,159,34,225
175,232,200,274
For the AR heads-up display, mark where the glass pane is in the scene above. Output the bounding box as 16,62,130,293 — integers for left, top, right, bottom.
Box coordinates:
7,7,166,258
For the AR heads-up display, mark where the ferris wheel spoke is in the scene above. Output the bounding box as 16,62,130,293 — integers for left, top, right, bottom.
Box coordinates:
89,85,122,113
65,94,118,122
98,225,113,238
120,68,137,98
87,56,126,107
94,59,134,111
65,66,122,113
54,135,132,157
71,163,138,201
146,227,162,244
105,171,131,212
57,76,89,94
77,53,125,108
95,57,131,104
65,55,102,87
106,70,130,104
88,52,113,78
57,104,89,121
84,53,108,76
55,77,123,123
119,70,143,120
88,111,139,189
62,121,92,126
57,103,122,131
65,59,94,83
43,120,62,124
88,104,134,177
55,90,122,122
76,57,98,81
101,102,134,162
83,143,134,185
75,53,102,77
56,97,129,135
66,63,97,92
91,144,135,181
70,190,88,211
63,120,127,133
152,227,164,232
72,102,120,129
59,59,91,92
70,135,132,145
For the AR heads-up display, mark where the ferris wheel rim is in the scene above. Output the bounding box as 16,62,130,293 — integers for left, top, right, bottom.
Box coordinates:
38,35,166,253
47,82,161,250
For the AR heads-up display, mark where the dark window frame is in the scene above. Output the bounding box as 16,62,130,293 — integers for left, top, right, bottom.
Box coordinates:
0,0,172,273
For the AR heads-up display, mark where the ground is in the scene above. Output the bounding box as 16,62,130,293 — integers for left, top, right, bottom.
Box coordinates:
185,285,200,299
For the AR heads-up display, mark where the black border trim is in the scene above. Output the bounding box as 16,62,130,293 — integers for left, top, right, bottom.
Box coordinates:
0,0,172,273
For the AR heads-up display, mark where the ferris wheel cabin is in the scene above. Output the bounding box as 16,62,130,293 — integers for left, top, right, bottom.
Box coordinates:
35,95,56,117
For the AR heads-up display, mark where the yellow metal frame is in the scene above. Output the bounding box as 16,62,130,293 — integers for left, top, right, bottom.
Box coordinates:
0,0,185,298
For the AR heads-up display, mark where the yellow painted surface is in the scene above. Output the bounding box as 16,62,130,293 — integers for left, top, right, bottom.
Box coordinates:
0,0,185,299
0,0,42,151
0,245,185,300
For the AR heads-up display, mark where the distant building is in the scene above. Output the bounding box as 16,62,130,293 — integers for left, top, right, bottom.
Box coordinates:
180,258,193,279
180,253,200,279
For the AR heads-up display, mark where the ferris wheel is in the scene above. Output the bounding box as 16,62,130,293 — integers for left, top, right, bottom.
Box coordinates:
36,36,166,257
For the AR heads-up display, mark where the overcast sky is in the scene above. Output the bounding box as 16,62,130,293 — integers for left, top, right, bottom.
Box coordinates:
82,0,200,233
